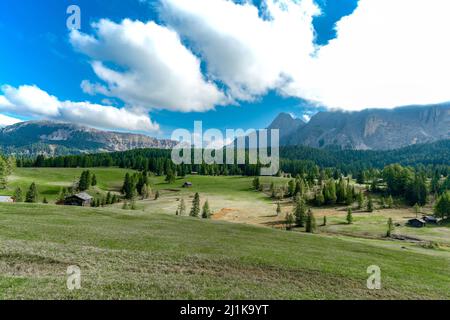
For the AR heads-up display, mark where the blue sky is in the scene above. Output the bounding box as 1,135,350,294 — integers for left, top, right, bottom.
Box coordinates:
0,0,359,137
2,0,448,139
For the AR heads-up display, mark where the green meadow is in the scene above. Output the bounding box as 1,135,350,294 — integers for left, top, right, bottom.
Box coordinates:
0,168,449,299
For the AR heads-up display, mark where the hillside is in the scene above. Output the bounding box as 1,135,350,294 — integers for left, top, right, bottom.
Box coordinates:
1,202,449,299
277,104,450,150
0,121,176,156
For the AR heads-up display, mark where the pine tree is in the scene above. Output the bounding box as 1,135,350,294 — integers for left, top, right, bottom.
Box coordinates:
434,192,450,219
276,202,282,216
357,191,365,209
43,197,48,204
106,192,112,205
25,182,38,203
122,173,136,200
190,193,200,217
305,209,317,233
288,180,295,197
387,195,394,209
293,196,306,227
13,187,23,202
91,174,97,186
178,198,186,216
346,208,353,224
322,215,327,226
413,203,421,218
252,177,260,191
141,184,150,199
367,197,374,213
202,200,211,219
165,168,176,184
285,213,295,230
314,190,325,206
386,218,394,237
0,157,8,189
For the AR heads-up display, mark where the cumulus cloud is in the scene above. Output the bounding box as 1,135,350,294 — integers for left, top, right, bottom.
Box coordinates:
284,0,450,110
161,0,319,101
70,19,227,112
0,114,22,127
0,85,159,132
158,0,450,110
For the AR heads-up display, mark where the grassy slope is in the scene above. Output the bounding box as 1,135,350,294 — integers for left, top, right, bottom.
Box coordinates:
1,168,136,201
1,203,449,300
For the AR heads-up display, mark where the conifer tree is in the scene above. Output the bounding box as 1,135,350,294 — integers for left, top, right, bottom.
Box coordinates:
293,196,306,227
387,195,394,209
367,197,374,213
91,174,97,186
276,202,282,216
285,213,295,230
13,187,23,202
178,198,186,216
346,208,353,224
386,218,394,237
190,193,200,217
154,190,160,200
202,200,211,219
322,215,327,226
305,209,317,233
252,177,261,191
25,182,38,203
357,191,365,209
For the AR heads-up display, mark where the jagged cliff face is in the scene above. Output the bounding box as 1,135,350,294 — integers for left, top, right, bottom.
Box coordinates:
268,113,305,139
280,104,450,150
0,121,176,156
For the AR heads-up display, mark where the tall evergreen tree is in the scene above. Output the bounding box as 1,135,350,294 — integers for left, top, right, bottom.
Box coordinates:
178,198,186,216
13,187,23,202
367,197,374,213
305,209,317,233
346,208,353,225
202,200,211,219
386,218,394,237
190,193,200,217
25,182,38,203
434,192,450,219
293,196,307,227
91,174,97,186
276,202,282,216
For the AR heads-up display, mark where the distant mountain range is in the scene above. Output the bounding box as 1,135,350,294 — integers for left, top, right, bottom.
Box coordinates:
269,104,450,150
0,121,176,156
0,103,449,156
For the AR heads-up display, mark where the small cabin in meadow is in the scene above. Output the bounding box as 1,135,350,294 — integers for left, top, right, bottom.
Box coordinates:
64,192,93,207
183,182,193,188
407,218,426,228
423,216,438,224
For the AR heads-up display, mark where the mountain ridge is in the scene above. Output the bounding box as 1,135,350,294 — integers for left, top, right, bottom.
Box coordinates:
0,121,176,156
271,104,450,150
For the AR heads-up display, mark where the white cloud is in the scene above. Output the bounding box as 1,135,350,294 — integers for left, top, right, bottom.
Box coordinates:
0,85,159,132
70,19,227,112
161,0,319,101
284,0,450,110
0,114,22,127
159,0,450,110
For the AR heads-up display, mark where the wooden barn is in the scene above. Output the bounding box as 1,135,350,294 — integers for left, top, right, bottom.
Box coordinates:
407,218,426,228
64,192,93,207
183,182,193,188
